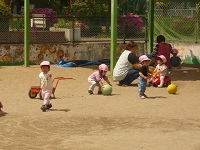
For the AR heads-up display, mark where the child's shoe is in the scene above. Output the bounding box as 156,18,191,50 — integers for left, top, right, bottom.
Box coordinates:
40,105,48,112
88,90,93,95
98,91,102,95
0,102,3,113
143,94,148,98
139,95,145,99
158,85,163,88
47,103,52,109
0,102,3,108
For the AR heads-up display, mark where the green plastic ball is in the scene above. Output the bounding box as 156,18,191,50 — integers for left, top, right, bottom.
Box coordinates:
102,84,112,95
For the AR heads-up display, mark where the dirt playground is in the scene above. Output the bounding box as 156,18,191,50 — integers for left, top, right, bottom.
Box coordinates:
0,64,200,150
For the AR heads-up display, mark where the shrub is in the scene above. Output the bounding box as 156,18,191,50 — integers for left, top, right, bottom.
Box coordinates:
63,0,109,17
0,0,12,17
118,13,144,37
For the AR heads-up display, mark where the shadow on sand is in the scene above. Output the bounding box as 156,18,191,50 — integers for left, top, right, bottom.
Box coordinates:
49,109,70,112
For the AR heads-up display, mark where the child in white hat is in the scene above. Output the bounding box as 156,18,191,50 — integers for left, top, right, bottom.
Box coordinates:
39,61,53,111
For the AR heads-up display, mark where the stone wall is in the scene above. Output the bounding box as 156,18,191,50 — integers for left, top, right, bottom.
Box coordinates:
0,42,146,65
0,42,199,66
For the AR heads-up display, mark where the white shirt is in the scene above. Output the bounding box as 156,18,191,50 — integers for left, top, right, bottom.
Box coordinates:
113,50,133,81
39,72,53,90
156,64,167,76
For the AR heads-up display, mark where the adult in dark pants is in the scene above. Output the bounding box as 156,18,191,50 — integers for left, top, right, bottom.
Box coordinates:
113,41,142,86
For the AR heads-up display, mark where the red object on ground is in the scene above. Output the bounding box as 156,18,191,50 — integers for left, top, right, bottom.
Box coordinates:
28,77,74,99
149,76,171,87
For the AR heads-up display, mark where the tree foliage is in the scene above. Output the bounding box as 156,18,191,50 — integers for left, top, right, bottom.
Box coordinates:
62,0,109,16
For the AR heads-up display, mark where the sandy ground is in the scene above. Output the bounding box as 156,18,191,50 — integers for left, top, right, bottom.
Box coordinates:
1,64,200,150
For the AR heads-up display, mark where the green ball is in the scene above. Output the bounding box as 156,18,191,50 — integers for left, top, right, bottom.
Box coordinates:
167,84,177,94
102,84,112,95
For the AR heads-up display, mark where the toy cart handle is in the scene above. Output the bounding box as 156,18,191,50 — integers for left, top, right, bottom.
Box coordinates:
52,77,75,95
53,77,74,80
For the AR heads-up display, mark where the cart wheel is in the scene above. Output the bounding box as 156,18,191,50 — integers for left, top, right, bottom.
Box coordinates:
39,91,43,100
28,89,37,99
166,82,171,87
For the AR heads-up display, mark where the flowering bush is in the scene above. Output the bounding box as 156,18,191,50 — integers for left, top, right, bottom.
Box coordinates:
63,1,108,17
30,8,58,25
118,13,143,37
0,0,12,17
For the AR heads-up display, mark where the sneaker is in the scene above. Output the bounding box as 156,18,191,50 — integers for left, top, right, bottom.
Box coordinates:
118,82,123,86
47,103,52,109
0,102,3,108
143,94,148,98
88,90,93,95
158,85,163,88
40,105,47,112
98,91,102,95
139,95,145,99
118,82,128,87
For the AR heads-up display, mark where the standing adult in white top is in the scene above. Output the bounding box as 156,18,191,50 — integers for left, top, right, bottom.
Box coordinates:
113,41,142,86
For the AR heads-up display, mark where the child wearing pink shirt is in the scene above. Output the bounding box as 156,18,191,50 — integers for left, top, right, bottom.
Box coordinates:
88,64,112,95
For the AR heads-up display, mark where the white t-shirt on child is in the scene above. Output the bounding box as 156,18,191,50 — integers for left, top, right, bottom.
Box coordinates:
156,64,167,76
39,72,53,90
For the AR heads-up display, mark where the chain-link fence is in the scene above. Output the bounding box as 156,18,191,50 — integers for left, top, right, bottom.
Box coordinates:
154,1,200,43
1,1,199,44
0,15,147,44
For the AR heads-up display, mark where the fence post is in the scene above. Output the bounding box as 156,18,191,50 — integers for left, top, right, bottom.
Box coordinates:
110,0,117,74
148,0,154,53
24,0,30,67
195,3,199,43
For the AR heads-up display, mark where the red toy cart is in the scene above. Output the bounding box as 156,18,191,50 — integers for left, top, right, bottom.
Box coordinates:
149,76,171,87
28,77,74,99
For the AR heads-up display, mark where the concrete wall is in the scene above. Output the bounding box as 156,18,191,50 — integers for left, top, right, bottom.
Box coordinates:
0,42,146,65
0,42,199,65
171,43,200,64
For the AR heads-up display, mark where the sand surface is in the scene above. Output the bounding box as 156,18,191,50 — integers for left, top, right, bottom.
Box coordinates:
0,65,200,150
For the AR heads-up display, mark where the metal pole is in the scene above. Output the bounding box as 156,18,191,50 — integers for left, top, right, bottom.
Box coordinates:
148,0,154,53
110,0,117,74
24,0,30,67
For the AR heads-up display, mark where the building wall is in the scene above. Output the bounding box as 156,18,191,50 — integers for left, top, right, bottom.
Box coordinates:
0,42,145,65
171,43,200,64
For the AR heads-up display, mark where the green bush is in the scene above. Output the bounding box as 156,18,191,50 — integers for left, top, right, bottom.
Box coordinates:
0,0,12,17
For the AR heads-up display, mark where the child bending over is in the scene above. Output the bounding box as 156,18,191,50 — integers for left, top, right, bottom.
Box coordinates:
88,64,112,95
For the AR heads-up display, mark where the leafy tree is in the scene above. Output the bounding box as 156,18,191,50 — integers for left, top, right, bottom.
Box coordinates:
30,0,61,14
118,0,146,15
62,0,109,16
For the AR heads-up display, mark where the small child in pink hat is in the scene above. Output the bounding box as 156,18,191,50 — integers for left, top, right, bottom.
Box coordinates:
138,55,152,99
153,55,168,88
